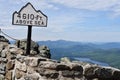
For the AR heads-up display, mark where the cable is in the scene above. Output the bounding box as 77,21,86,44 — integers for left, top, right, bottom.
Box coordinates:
0,29,19,41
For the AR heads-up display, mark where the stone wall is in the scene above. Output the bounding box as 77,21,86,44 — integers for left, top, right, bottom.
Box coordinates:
0,36,120,80
4,54,120,80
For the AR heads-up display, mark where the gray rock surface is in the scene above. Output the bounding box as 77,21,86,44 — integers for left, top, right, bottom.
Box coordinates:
15,39,51,58
0,35,9,43
38,45,51,58
15,39,39,52
0,36,120,80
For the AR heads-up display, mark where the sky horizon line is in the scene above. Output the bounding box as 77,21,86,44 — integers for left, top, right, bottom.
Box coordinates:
1,0,120,42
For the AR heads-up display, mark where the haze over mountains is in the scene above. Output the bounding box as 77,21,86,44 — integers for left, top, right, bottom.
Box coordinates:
38,40,120,69
38,40,120,48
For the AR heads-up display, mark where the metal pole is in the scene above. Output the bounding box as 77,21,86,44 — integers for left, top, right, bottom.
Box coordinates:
26,25,32,55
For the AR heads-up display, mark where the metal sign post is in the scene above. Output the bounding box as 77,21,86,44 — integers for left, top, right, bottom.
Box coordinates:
26,25,32,55
12,2,47,55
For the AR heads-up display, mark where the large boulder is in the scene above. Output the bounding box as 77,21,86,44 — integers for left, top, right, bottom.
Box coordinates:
60,57,71,63
0,42,9,54
15,39,51,58
15,39,39,52
15,39,39,56
0,35,10,59
38,45,51,58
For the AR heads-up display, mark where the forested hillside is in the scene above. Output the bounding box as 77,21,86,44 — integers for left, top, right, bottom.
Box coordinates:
38,40,120,69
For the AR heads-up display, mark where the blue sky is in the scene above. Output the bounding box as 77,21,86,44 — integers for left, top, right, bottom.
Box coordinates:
1,0,120,42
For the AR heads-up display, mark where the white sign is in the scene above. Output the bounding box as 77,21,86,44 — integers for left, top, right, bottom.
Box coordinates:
12,3,47,27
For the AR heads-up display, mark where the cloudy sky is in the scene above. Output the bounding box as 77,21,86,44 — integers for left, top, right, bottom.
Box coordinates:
1,0,120,42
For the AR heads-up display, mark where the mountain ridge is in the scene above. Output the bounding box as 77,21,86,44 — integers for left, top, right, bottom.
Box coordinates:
37,40,120,69
37,40,120,49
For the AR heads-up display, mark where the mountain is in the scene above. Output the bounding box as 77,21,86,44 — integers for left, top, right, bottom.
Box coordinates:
38,40,120,69
98,42,120,49
38,40,120,49
38,40,82,48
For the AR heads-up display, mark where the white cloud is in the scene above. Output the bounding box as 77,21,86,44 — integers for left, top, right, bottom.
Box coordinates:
51,0,117,10
0,26,26,30
61,31,120,42
110,2,120,17
51,0,120,17
5,0,120,17
47,12,85,32
19,0,59,10
1,0,120,20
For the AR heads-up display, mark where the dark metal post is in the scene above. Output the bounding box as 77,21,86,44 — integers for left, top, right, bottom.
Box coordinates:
26,25,32,55
17,40,20,48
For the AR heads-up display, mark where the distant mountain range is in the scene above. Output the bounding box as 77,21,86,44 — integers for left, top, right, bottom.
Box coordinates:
38,40,120,49
38,40,120,69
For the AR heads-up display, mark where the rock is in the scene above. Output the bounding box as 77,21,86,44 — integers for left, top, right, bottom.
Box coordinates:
30,50,37,55
113,70,120,79
62,70,82,78
15,39,39,52
39,45,48,50
39,61,57,69
0,35,9,43
15,39,51,58
5,71,12,80
0,75,4,80
38,45,51,58
60,63,83,78
95,68,113,79
16,55,25,63
6,60,15,70
9,46,25,55
15,68,24,79
0,42,9,53
0,70,5,75
8,44,17,49
84,66,98,78
92,78,99,80
35,67,46,76
58,76,75,80
0,58,8,63
27,67,35,74
56,64,70,71
24,73,43,80
42,70,59,79
25,57,39,67
1,49,7,58
0,64,6,75
0,64,6,71
61,57,71,63
8,47,24,60
15,61,27,72
72,64,83,72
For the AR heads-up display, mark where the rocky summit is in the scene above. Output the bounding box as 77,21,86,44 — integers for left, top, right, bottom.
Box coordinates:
0,35,120,80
